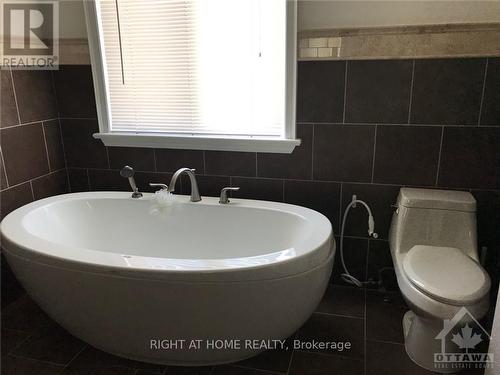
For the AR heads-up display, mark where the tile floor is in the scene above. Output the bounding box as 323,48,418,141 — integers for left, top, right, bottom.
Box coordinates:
1,286,488,375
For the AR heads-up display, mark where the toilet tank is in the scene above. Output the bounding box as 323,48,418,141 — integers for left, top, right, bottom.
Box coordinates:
389,188,478,259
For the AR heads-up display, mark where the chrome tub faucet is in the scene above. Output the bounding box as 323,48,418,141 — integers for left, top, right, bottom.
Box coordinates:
167,168,201,202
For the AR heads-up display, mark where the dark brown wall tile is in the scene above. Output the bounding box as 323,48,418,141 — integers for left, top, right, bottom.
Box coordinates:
1,70,19,128
53,65,96,118
155,149,204,173
11,70,57,124
257,125,312,180
108,147,155,171
231,177,283,202
61,119,107,169
480,58,500,126
373,125,442,186
43,120,65,171
473,190,500,250
438,127,500,189
297,61,345,123
88,169,129,191
0,183,33,220
473,190,500,302
284,180,340,231
410,58,486,125
366,239,397,290
205,151,256,177
341,183,400,240
68,168,89,192
31,170,68,200
1,123,49,185
345,60,413,124
313,124,375,182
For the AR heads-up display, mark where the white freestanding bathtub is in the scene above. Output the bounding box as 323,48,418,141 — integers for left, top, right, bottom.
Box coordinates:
0,192,334,365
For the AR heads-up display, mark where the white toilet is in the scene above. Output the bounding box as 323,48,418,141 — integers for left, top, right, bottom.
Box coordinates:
389,188,491,373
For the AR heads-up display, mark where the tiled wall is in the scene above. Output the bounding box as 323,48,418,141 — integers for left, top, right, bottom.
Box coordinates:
55,59,500,298
1,58,499,309
0,69,69,306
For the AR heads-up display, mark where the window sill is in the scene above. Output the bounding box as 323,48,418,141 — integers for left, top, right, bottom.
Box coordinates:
93,132,301,154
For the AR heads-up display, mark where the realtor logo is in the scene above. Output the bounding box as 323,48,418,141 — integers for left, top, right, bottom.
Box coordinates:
434,307,494,371
2,1,59,69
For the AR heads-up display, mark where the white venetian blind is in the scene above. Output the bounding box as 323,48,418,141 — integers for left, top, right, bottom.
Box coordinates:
98,0,287,137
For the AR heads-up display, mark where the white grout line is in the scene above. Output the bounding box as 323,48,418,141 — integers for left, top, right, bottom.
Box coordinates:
477,58,489,126
202,150,206,175
338,182,343,234
0,118,60,130
86,169,91,190
370,125,377,183
152,149,158,172
0,147,10,187
368,338,407,346
310,124,315,180
9,69,22,125
342,61,348,123
365,239,371,282
61,345,87,372
407,59,416,124
3,329,34,356
8,353,66,368
58,117,98,120
314,311,364,320
50,70,61,118
57,118,71,192
363,288,367,375
40,122,52,172
0,179,31,192
255,152,258,177
285,349,294,375
105,147,111,169
291,121,500,128
434,126,445,187
29,180,35,200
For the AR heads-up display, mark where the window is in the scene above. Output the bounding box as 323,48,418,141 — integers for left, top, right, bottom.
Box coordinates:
84,0,299,153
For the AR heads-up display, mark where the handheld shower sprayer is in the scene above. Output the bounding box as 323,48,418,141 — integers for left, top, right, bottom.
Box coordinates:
120,166,143,198
339,195,378,287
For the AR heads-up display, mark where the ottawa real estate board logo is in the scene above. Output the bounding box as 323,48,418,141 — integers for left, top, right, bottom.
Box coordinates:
434,307,494,371
2,1,59,69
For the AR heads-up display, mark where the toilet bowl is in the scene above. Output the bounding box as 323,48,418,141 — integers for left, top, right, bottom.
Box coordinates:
389,188,491,373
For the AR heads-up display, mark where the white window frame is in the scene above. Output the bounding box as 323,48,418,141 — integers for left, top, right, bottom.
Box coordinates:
83,0,299,154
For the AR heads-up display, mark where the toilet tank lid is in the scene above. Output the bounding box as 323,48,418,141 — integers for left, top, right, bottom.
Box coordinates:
398,188,476,212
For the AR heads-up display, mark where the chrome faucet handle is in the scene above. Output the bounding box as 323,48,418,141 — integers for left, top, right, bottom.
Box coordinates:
120,166,142,198
149,183,168,192
219,187,240,204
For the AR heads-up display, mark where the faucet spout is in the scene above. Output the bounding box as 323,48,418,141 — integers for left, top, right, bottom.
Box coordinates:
167,168,201,202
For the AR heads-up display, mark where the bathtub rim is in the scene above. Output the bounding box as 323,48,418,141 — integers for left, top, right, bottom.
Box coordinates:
1,192,334,282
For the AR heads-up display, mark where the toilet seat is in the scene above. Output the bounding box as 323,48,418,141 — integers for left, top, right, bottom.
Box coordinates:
403,245,490,306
